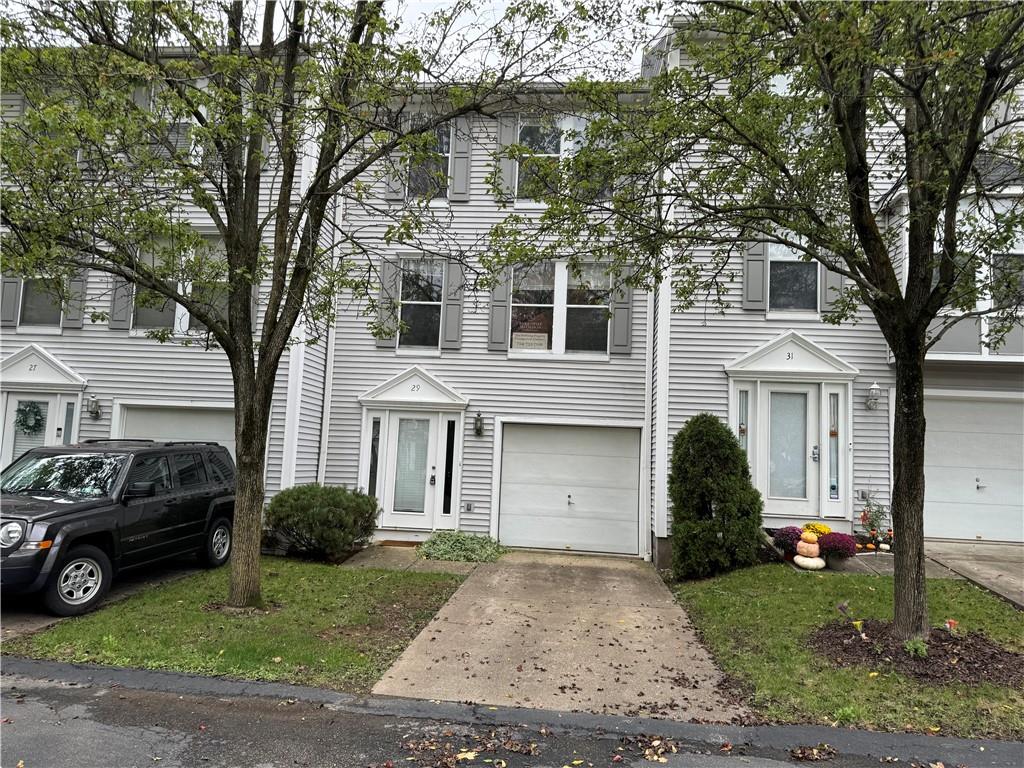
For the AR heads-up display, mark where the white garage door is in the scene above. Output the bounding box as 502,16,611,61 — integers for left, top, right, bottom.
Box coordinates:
120,405,236,459
498,424,640,555
924,397,1024,542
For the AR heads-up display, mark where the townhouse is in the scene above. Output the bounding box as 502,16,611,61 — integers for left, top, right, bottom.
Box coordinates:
2,89,1022,567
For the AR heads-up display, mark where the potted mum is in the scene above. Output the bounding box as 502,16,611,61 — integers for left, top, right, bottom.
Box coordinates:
818,532,858,570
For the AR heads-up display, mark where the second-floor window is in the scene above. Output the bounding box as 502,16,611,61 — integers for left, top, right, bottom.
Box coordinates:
398,258,445,348
510,261,610,354
407,123,452,200
517,118,561,200
767,243,818,312
19,278,62,327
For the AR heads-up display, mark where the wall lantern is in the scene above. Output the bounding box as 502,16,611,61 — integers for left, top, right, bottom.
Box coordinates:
87,395,102,420
473,411,484,437
865,382,881,410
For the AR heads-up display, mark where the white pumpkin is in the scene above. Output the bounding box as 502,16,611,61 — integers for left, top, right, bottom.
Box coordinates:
793,554,827,571
879,543,891,551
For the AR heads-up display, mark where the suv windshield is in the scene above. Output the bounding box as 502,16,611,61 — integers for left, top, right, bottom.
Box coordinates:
0,453,127,498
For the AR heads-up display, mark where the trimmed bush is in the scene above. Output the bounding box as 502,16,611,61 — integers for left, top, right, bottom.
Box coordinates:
669,412,763,580
264,483,378,562
419,531,506,563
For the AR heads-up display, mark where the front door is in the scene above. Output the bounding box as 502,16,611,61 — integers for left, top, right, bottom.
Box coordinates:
381,413,439,529
760,384,820,518
2,393,61,466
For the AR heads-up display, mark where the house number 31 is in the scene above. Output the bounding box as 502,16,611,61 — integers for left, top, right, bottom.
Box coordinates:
786,352,795,360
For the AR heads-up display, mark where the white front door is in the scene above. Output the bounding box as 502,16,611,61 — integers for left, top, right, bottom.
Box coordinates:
1,392,64,466
760,384,820,518
381,412,440,529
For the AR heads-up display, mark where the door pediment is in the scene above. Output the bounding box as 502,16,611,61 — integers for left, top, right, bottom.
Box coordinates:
1,344,88,392
358,366,468,411
725,331,858,381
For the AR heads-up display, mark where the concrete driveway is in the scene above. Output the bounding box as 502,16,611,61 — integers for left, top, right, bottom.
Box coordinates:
373,551,748,723
926,541,1024,609
1,561,200,642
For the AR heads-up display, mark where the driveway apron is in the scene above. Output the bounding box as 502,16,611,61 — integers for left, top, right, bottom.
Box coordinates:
373,551,748,723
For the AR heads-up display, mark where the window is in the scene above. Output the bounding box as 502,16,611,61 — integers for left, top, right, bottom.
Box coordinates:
407,123,451,200
828,393,840,500
398,258,444,348
767,243,818,312
510,262,555,350
990,252,1023,309
173,453,208,487
736,388,750,453
126,455,172,493
367,416,381,497
188,282,230,331
517,118,561,200
207,451,235,484
19,278,62,326
510,261,610,354
133,286,176,329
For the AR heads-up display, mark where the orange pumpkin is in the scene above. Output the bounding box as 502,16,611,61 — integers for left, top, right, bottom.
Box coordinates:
796,540,820,558
800,531,818,544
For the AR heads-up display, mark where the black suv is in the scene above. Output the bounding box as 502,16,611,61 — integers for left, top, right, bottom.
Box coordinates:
1,440,235,616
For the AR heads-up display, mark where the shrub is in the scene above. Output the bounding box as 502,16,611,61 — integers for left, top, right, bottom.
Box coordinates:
264,483,378,562
668,413,764,580
419,531,506,562
818,532,857,559
802,521,832,538
772,526,804,555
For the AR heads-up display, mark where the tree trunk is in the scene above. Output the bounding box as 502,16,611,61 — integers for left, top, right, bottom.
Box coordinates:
227,369,270,608
890,350,930,641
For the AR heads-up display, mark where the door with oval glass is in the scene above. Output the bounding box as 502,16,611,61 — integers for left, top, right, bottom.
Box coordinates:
1,392,77,466
758,384,820,518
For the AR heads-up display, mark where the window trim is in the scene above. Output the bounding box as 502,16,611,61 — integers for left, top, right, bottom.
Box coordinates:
16,277,64,333
766,244,820,316
395,257,445,351
406,122,454,202
508,261,611,358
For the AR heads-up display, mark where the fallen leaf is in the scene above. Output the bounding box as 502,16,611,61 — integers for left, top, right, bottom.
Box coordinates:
868,671,879,678
720,741,733,753
611,756,624,764
272,656,283,663
456,751,478,761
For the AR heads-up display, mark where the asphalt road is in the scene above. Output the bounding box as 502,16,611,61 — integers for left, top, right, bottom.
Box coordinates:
0,674,874,768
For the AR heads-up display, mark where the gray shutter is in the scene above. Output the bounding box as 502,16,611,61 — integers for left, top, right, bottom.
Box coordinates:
1,276,22,327
487,267,512,351
384,143,405,202
495,113,518,201
376,259,400,348
440,260,464,350
251,283,260,332
609,285,632,355
62,270,87,328
449,116,473,203
820,264,844,313
108,277,133,329
742,242,768,310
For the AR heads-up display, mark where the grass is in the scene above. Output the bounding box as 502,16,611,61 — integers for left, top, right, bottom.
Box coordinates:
6,557,463,694
674,564,1024,740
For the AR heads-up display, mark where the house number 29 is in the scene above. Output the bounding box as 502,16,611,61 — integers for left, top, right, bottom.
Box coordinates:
410,384,421,392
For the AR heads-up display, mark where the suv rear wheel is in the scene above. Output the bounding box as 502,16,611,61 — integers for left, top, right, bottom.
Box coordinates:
43,544,112,616
200,517,232,568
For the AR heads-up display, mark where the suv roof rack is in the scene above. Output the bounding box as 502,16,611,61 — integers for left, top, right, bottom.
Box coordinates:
81,438,155,444
160,441,221,447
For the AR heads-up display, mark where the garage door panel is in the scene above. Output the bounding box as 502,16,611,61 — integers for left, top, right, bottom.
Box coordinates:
121,405,235,458
923,396,1023,543
503,426,640,458
499,424,640,555
500,485,638,520
925,431,1023,470
500,453,640,490
498,514,638,555
925,399,1024,434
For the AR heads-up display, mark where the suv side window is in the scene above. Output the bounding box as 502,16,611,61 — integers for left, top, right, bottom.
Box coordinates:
126,455,172,493
207,451,235,484
173,453,208,487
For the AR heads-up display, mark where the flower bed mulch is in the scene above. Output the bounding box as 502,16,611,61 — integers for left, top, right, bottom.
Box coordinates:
809,619,1024,687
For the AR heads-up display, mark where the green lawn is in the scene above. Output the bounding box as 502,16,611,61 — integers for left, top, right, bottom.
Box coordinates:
675,564,1024,740
6,557,463,693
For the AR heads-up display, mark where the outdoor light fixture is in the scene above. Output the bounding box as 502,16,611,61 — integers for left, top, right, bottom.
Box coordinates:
473,411,484,436
866,382,881,410
87,395,101,420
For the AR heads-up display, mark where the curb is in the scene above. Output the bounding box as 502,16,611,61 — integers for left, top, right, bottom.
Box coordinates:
2,657,1021,767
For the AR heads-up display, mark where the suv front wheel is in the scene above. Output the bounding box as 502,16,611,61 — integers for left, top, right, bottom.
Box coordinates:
200,517,232,568
43,544,112,616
